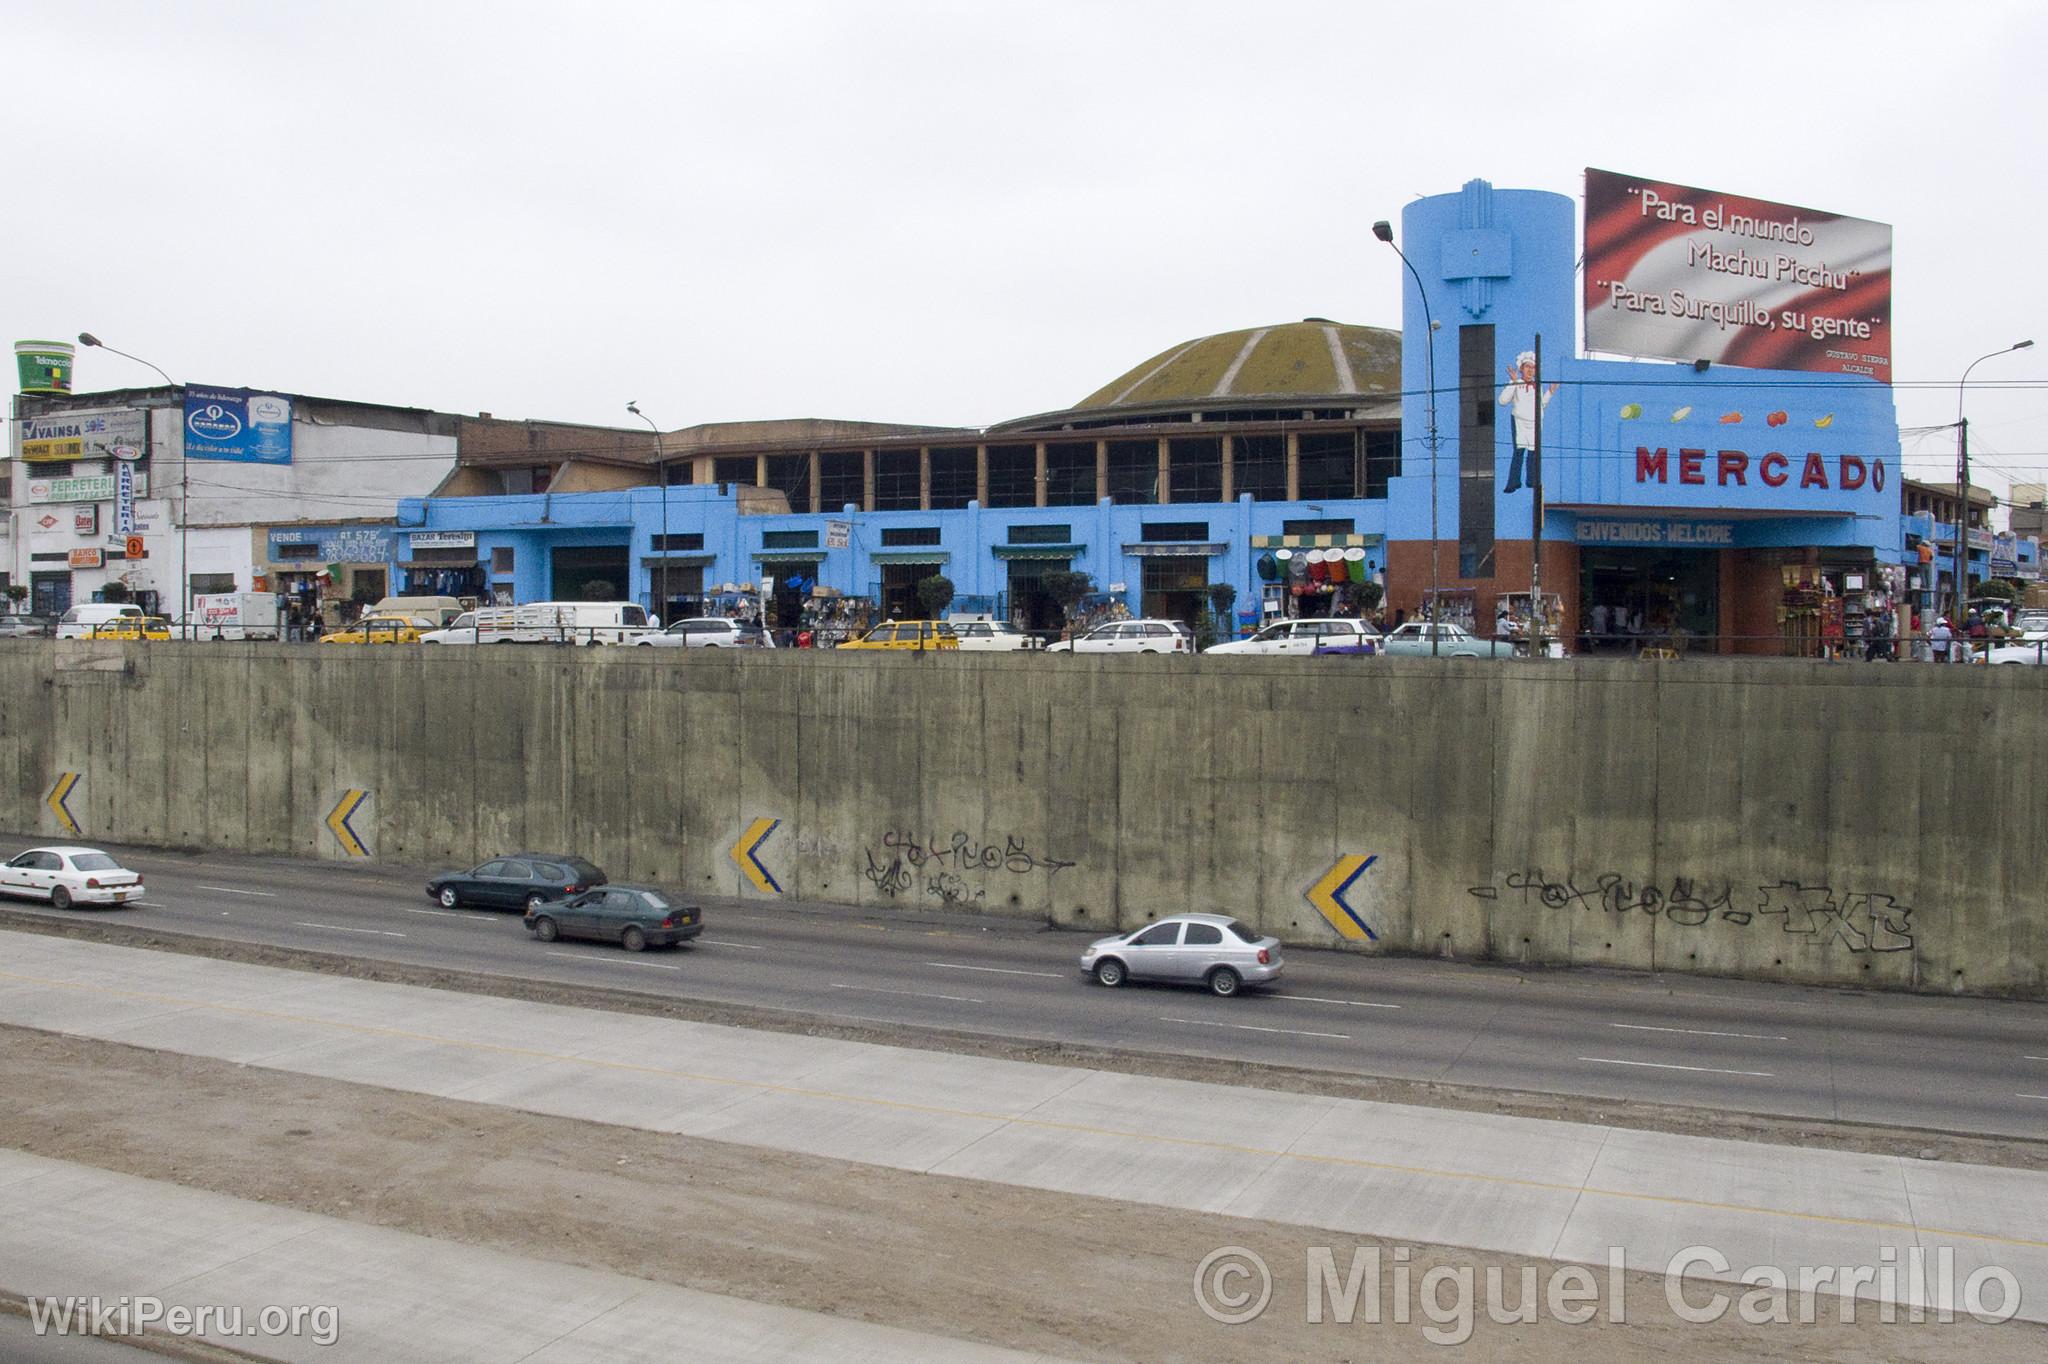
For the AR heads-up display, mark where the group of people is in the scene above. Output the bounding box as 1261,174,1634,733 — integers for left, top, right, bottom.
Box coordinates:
1922,608,1993,663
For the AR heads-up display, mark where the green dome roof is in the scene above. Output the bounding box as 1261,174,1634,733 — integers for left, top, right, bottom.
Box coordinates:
1074,319,1401,413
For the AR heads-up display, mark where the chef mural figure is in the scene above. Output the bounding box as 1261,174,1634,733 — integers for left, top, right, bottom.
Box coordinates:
1497,350,1558,495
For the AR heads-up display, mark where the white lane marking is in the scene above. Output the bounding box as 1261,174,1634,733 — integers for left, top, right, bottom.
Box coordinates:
1580,1056,1775,1078
1272,993,1402,1010
1162,1016,1351,1041
545,951,680,971
2025,1056,2048,1062
406,908,498,921
1611,1022,1789,1041
2019,1093,2048,1102
830,983,984,1004
292,921,407,938
924,961,1063,979
700,938,765,950
198,886,277,897
134,901,168,908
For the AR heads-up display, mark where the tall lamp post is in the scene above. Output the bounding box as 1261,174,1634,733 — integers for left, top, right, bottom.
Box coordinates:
1372,220,1441,656
626,401,667,621
77,333,182,629
1954,340,2033,624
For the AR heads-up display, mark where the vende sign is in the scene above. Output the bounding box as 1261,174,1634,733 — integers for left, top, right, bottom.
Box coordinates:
1634,446,1885,493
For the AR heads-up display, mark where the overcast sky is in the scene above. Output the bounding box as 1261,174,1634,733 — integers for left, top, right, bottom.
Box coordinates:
13,0,2045,499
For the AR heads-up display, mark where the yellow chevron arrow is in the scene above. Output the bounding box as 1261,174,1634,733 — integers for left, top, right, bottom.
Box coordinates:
729,817,782,895
46,773,81,837
326,789,370,857
1306,853,1378,941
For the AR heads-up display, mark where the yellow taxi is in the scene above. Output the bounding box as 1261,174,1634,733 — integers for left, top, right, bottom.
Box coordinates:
836,620,960,651
319,614,425,645
88,616,173,642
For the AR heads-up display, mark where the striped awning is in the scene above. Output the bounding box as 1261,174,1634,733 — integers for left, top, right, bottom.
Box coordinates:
638,553,717,568
991,543,1082,560
751,549,826,563
1121,542,1226,558
1250,533,1383,550
867,550,950,565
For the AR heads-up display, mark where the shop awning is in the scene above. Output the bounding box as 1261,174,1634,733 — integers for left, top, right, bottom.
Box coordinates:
1121,542,1226,557
751,549,827,563
638,553,718,568
991,543,1083,560
867,550,951,565
394,559,483,570
1250,533,1383,550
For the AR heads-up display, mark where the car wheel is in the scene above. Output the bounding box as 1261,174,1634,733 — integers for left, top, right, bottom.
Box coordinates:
532,916,559,942
437,887,459,908
525,892,546,912
1208,966,1242,998
1093,957,1127,988
51,886,72,911
622,925,647,952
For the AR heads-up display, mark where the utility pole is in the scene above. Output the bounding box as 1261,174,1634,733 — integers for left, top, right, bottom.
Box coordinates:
1530,333,1544,658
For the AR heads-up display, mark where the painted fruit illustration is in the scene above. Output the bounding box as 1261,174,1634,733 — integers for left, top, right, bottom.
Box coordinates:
1814,414,1835,428
1619,403,1642,419
1719,412,1742,424
1670,406,1692,421
1767,411,1789,427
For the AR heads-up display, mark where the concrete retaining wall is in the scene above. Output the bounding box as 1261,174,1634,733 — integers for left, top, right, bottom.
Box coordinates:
4,642,2042,998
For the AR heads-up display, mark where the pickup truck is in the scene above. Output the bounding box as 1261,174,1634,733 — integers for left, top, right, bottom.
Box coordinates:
1378,621,1518,659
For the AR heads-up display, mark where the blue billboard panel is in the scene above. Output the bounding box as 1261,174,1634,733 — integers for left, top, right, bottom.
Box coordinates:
184,386,293,463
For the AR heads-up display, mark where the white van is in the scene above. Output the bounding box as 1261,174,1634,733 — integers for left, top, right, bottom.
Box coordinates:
55,603,144,640
473,601,655,646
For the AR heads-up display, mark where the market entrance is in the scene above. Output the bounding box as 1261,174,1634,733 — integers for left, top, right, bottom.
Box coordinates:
550,545,629,601
1006,559,1065,631
880,560,943,618
1578,548,1720,653
1139,557,1207,625
765,561,822,633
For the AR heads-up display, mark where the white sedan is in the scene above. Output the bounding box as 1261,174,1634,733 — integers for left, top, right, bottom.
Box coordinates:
1206,618,1380,656
1045,620,1194,654
1981,642,2048,665
952,621,1041,652
0,846,145,909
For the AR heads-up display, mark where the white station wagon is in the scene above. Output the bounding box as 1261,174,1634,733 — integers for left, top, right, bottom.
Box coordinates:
0,846,145,910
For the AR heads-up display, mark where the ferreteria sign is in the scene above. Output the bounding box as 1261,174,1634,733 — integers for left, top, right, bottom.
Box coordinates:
24,471,150,505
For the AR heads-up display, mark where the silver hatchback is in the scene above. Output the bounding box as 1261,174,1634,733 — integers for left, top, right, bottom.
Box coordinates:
1079,913,1283,997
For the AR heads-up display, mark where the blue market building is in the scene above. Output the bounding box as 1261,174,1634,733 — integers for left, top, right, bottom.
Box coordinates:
398,178,2034,652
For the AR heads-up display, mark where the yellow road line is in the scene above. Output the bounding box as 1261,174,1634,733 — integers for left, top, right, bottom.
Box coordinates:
4,966,2045,1254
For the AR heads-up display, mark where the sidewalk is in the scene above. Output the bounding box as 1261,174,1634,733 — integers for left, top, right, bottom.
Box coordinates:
0,1149,1063,1363
3,933,2045,1325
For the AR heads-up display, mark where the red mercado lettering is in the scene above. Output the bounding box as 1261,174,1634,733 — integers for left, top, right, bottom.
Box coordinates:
1632,447,1884,493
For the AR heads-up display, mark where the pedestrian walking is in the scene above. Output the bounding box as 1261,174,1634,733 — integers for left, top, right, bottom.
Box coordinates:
1864,609,1892,662
1927,616,1954,663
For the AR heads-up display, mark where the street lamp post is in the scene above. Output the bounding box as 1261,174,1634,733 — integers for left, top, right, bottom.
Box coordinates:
626,401,667,622
1372,220,1441,656
1954,340,2033,626
77,333,182,630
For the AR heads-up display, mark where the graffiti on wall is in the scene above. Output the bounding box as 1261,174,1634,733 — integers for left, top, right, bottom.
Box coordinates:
860,828,1075,905
1469,869,1915,953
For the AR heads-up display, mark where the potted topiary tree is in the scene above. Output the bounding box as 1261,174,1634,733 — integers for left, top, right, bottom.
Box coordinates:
915,573,955,621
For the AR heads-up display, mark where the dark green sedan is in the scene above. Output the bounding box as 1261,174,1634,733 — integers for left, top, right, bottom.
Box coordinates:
524,886,703,952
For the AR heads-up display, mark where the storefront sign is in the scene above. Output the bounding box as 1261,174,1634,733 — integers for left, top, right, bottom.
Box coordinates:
1584,168,1893,381
1991,533,2019,578
18,407,148,463
268,525,394,563
825,519,851,549
23,471,150,504
74,506,99,536
115,463,135,533
67,548,103,569
1631,445,1884,495
185,387,293,463
408,530,475,550
1573,517,1736,548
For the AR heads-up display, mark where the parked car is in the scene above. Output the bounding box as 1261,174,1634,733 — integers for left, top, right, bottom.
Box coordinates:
1378,621,1519,658
320,614,426,645
419,611,478,645
0,615,56,639
1078,913,1282,997
2012,610,2048,642
950,620,1041,651
425,854,607,911
525,885,703,951
89,616,173,642
635,617,773,648
1045,620,1194,654
0,846,145,910
837,620,960,651
1980,642,2048,665
474,601,655,646
1206,618,1380,657
55,603,143,639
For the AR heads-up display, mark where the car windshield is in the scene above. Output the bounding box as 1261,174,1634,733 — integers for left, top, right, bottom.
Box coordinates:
621,606,648,627
71,854,122,871
1225,920,1261,943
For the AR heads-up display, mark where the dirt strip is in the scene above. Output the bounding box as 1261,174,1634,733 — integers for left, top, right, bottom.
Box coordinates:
5,915,2045,1175
2,1027,2041,1362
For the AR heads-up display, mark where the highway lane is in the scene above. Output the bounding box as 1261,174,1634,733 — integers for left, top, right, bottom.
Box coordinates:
3,842,2046,1139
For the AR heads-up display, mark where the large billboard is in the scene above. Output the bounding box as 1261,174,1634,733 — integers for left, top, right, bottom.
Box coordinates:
184,386,294,463
17,406,148,463
1583,168,1892,381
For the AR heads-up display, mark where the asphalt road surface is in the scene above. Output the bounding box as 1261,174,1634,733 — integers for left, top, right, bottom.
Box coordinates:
3,841,2045,1140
